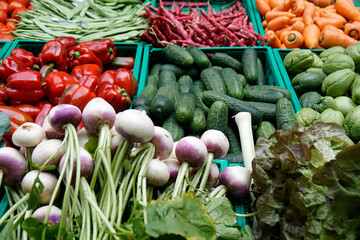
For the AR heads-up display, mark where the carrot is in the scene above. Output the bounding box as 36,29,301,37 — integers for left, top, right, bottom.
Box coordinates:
267,16,291,30
280,29,292,41
269,0,285,9
324,4,336,10
303,2,316,25
316,44,325,49
303,24,321,48
271,0,294,11
323,24,345,33
255,0,271,17
280,43,287,48
283,30,304,48
344,22,360,39
262,19,268,28
319,28,358,48
265,30,276,36
275,25,293,36
292,20,305,33
315,17,344,30
291,0,305,17
344,0,355,7
267,34,282,47
335,0,360,22
308,0,335,7
319,9,347,24
265,11,296,22
289,16,303,24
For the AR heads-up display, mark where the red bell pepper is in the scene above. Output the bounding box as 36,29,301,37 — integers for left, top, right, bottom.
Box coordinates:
78,39,117,65
68,45,103,72
5,70,45,103
44,71,76,105
10,48,40,70
59,84,96,111
0,56,29,83
14,104,41,119
0,105,33,140
34,103,53,126
33,100,52,108
0,85,8,103
70,64,102,93
97,69,138,97
55,36,78,53
38,40,68,71
97,83,131,112
111,56,135,70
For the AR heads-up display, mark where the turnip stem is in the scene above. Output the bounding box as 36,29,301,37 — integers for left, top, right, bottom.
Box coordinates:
111,138,126,173
90,126,108,190
209,184,227,198
189,164,206,191
181,171,189,195
13,206,27,225
0,193,29,225
214,188,227,198
25,147,33,171
22,210,32,240
116,189,123,226
172,162,189,199
198,153,214,193
0,170,3,188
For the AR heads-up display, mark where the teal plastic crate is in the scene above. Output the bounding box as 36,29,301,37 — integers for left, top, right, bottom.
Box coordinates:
5,40,144,83
273,48,325,112
0,41,12,59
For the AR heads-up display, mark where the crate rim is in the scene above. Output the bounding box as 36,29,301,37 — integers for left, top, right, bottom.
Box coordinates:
0,41,13,59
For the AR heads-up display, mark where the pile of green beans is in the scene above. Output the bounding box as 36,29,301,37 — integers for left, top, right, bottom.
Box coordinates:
13,0,147,42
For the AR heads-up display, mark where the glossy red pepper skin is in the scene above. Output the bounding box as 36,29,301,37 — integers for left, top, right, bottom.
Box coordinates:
10,48,40,70
78,39,117,65
68,45,103,72
0,86,8,102
55,36,78,53
59,84,96,111
97,83,131,112
0,106,33,140
34,103,53,126
71,64,102,93
44,71,76,105
38,40,68,71
5,70,45,103
98,69,138,97
110,56,135,70
14,104,41,119
0,56,29,83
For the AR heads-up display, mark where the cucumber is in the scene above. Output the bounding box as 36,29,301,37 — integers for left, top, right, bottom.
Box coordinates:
162,113,184,142
211,52,242,73
133,105,151,115
150,86,177,120
245,85,292,100
212,66,223,73
186,45,211,68
193,80,210,114
226,126,242,154
221,68,244,99
246,101,277,122
188,108,207,134
158,70,177,88
276,98,297,130
175,93,196,123
160,64,199,78
222,152,243,164
150,63,162,77
132,85,158,109
256,121,276,140
242,48,258,84
178,75,193,94
206,101,228,134
257,58,266,85
238,74,247,87
243,87,287,103
164,44,194,67
145,75,158,88
202,90,263,124
200,67,226,93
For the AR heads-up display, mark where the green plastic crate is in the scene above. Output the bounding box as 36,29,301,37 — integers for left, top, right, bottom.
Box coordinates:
0,41,12,59
273,48,325,112
4,40,144,84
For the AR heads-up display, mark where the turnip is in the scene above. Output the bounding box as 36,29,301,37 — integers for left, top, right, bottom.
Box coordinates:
190,162,220,189
32,139,65,168
0,147,27,187
21,170,58,204
12,122,46,148
167,141,178,160
32,205,62,225
42,116,64,139
77,127,92,149
146,159,170,187
110,126,124,157
151,126,173,160
47,104,82,134
163,159,181,184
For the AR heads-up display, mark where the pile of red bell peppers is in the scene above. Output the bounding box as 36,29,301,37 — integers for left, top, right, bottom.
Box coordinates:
0,37,138,144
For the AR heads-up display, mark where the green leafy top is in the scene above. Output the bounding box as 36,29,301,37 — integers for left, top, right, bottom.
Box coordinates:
0,113,11,148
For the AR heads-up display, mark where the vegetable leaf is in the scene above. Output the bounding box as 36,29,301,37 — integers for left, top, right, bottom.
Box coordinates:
84,136,98,155
27,175,45,210
0,220,16,240
0,113,11,139
145,193,216,239
21,217,59,240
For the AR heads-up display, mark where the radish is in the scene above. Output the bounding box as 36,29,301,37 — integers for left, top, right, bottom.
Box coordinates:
146,159,170,187
0,147,27,186
21,170,58,204
32,205,62,225
163,159,180,184
151,126,173,160
32,139,65,168
12,122,46,148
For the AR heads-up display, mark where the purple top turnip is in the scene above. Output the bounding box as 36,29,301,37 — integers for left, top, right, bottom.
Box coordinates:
32,205,62,225
77,127,92,149
47,104,82,134
162,159,180,184
32,139,65,167
219,166,251,198
200,130,229,159
175,136,208,167
151,126,174,160
12,122,46,148
167,141,178,160
0,147,26,186
42,116,64,139
146,159,170,187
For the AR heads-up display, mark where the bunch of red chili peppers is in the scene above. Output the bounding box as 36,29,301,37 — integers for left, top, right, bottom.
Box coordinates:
0,36,138,144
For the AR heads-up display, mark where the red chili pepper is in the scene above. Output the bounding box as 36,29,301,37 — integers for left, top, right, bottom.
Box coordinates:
0,105,33,140
98,69,138,97
44,71,76,105
55,36,78,53
59,84,96,111
78,39,117,65
38,40,68,71
68,45,103,72
70,64,102,93
0,56,29,83
34,103,52,126
14,104,41,119
5,70,45,103
10,48,40,70
109,56,135,71
0,85,8,102
97,83,132,112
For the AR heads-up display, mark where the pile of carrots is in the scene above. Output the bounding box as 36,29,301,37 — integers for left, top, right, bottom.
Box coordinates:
256,0,360,48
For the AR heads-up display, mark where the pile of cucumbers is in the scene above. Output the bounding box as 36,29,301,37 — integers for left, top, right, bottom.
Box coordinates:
133,45,294,161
